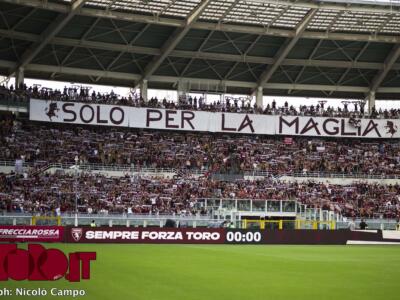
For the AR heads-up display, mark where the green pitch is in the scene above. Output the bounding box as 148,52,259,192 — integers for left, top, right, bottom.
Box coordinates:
3,244,400,300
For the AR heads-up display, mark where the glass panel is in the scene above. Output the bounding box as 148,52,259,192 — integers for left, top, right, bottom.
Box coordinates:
112,219,128,226
195,199,206,210
221,200,235,210
62,217,75,226
77,218,109,226
0,217,13,225
237,200,251,211
305,208,315,220
17,217,31,225
316,209,321,221
129,219,145,227
207,199,221,209
267,201,280,212
322,210,329,221
252,200,265,212
282,201,296,212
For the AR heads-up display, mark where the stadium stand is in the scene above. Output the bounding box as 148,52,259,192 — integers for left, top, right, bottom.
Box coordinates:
1,113,400,220
1,117,400,177
1,0,400,229
1,84,399,118
1,173,399,219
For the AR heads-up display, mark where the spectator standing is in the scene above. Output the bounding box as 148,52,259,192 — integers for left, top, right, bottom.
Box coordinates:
359,219,368,230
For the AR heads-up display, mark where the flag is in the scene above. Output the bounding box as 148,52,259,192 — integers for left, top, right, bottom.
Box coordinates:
284,137,293,145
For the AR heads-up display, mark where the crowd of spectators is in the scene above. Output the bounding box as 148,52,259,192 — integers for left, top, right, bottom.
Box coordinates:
1,105,400,219
0,172,399,219
1,83,400,119
1,120,400,177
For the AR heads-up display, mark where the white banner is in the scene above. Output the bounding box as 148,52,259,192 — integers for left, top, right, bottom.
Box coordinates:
276,115,400,138
29,99,400,138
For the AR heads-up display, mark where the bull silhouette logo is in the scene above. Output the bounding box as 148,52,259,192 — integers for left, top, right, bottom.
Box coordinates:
71,228,83,242
45,102,59,121
385,121,398,137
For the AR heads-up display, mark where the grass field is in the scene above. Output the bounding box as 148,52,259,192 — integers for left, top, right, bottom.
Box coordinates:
3,244,400,300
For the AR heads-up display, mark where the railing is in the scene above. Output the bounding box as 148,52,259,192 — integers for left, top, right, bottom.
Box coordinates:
336,219,399,231
0,160,14,166
0,97,29,109
3,96,400,120
244,170,400,180
50,162,178,174
2,213,398,230
0,160,179,175
2,160,400,180
0,213,218,227
196,198,298,214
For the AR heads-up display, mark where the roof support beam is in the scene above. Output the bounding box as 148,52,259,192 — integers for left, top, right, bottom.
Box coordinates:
5,0,399,15
255,8,318,91
217,0,240,23
1,28,400,71
367,91,376,114
369,44,400,94
180,30,214,77
1,59,400,95
8,0,87,76
136,0,211,87
1,0,399,43
248,0,400,14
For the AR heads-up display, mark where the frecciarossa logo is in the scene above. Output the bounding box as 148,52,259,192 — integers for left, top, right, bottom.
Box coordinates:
0,244,96,282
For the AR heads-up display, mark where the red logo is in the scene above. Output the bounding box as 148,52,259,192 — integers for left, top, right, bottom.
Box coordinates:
0,244,96,282
71,228,83,242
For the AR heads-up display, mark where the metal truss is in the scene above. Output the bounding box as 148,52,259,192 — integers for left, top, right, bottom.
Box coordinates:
369,44,400,94
256,8,318,91
136,0,211,87
2,0,400,43
1,0,400,97
1,28,399,71
8,0,88,77
1,59,399,95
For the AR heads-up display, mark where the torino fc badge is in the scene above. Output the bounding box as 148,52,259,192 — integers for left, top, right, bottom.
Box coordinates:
71,228,83,242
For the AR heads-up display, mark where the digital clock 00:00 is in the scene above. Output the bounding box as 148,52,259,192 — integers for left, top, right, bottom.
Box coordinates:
226,231,262,243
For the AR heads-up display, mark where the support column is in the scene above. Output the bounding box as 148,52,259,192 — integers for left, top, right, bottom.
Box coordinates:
255,86,263,108
15,67,24,89
140,79,148,102
177,81,187,99
367,91,376,114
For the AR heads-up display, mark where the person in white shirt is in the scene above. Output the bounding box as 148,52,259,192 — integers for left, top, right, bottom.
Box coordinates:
348,218,356,231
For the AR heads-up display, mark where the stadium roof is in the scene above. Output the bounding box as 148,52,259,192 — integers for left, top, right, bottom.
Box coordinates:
0,0,400,99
